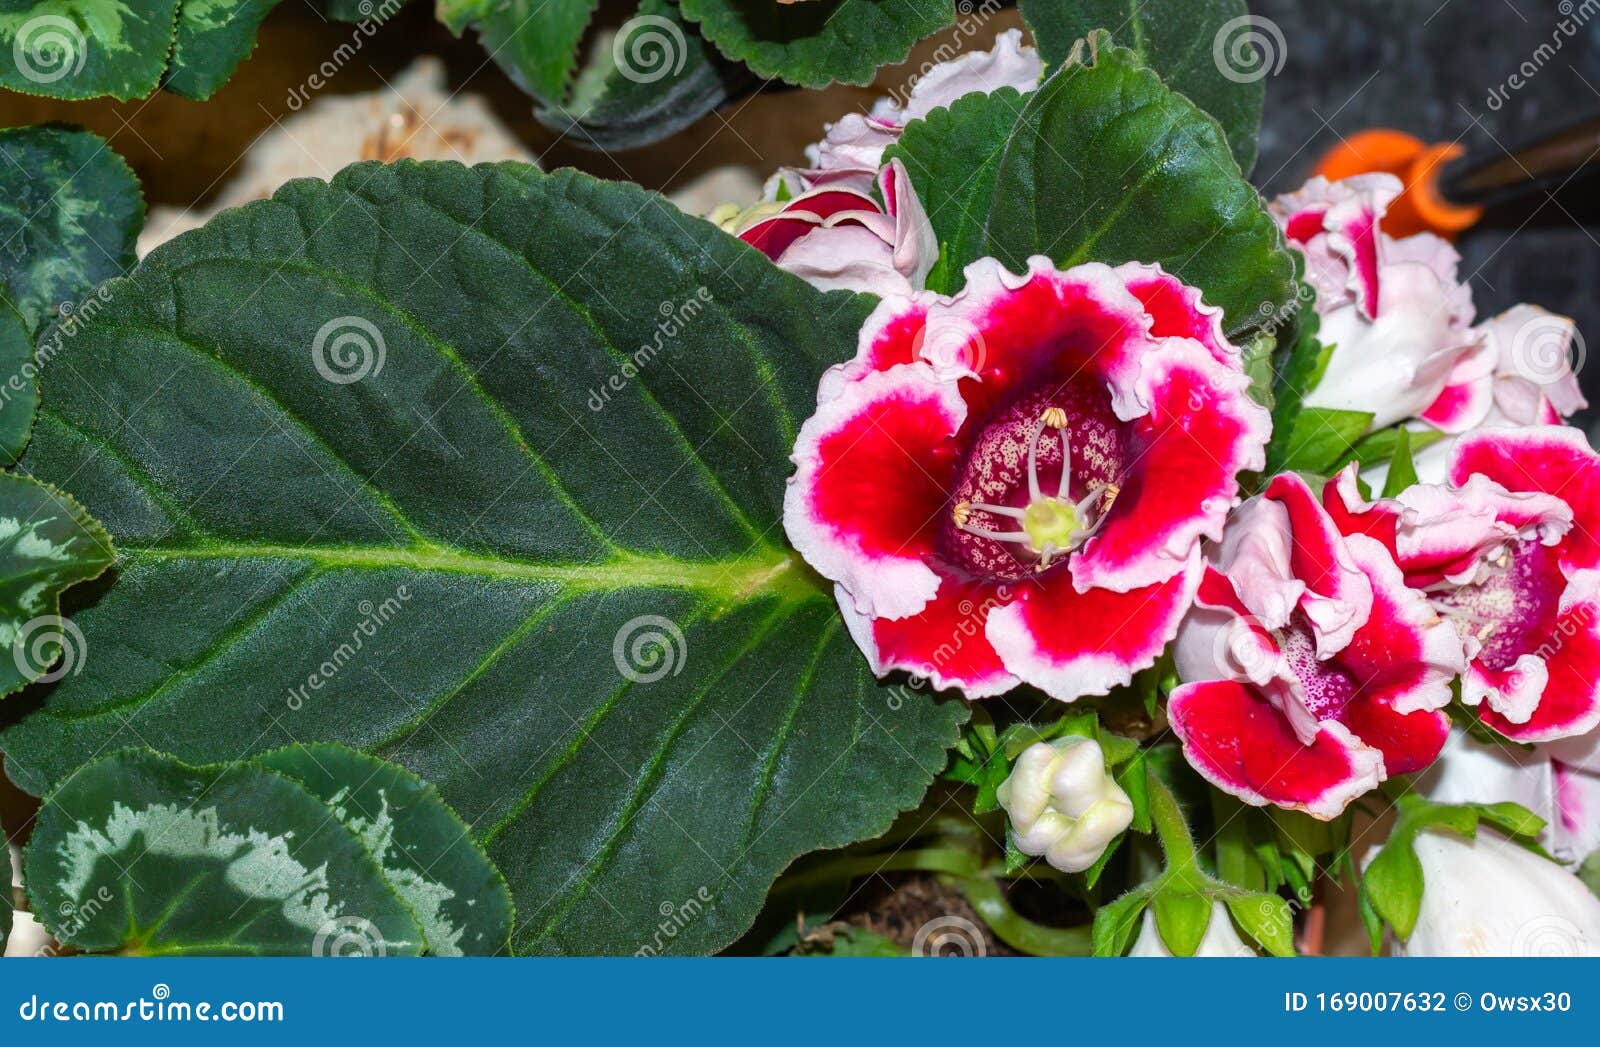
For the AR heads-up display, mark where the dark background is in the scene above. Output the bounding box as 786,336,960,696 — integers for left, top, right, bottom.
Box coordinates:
1255,0,1600,432
0,0,1597,423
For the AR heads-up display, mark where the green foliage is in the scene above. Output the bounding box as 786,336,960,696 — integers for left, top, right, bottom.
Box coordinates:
26,748,429,955
255,743,514,956
0,125,144,463
0,126,144,335
1019,0,1264,173
0,471,116,697
0,1,286,101
679,0,953,88
1,160,968,956
0,304,34,465
1,836,11,952
899,33,1293,335
1267,407,1374,477
1091,770,1296,956
884,88,1029,295
439,0,601,105
547,0,755,150
1357,793,1547,952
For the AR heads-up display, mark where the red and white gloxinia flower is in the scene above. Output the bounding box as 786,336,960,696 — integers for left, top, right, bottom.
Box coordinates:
784,256,1269,702
727,159,936,298
1271,174,1479,430
1169,473,1464,818
1326,426,1600,745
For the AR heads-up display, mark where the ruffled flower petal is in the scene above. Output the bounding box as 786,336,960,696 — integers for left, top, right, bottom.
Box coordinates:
785,363,963,620
1451,426,1600,572
987,551,1201,701
1069,338,1269,593
1168,679,1385,820
840,572,1019,698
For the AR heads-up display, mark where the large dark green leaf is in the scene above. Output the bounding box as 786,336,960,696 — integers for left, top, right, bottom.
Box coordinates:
883,87,1029,296
545,0,755,151
1019,0,1264,173
679,0,953,88
0,125,145,336
25,748,425,955
984,33,1294,336
0,471,116,698
0,160,967,955
255,742,514,956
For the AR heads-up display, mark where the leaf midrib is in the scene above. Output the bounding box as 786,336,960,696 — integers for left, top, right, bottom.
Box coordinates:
117,541,814,602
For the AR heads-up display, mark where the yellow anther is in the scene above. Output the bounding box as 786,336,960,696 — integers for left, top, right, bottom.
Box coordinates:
1041,406,1069,429
952,501,972,527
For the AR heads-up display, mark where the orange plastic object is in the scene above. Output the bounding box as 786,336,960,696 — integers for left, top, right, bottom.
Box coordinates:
1312,129,1483,240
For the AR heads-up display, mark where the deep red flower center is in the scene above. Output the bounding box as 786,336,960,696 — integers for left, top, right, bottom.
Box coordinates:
940,381,1126,583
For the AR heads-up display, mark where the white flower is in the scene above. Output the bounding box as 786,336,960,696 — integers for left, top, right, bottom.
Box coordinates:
1401,829,1600,956
996,737,1133,873
1424,731,1600,865
1127,904,1257,957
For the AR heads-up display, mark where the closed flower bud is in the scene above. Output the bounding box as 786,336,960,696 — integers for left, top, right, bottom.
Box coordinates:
1127,904,1257,957
996,737,1133,873
1402,829,1600,956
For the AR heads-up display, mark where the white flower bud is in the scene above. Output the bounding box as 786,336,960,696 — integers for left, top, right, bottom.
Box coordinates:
1127,904,1257,957
1401,829,1600,956
996,736,1134,873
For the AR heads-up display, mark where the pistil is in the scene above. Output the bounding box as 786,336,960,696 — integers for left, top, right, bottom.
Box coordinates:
952,409,1117,570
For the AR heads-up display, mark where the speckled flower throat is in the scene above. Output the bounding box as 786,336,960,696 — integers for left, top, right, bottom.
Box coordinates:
946,382,1125,582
